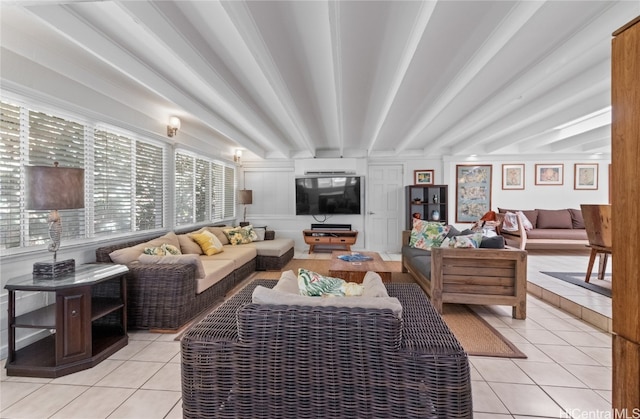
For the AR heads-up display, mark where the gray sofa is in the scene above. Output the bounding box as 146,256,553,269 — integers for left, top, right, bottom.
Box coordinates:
497,208,588,250
94,225,294,330
401,230,527,319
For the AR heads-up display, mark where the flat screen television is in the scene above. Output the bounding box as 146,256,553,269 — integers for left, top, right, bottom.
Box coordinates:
295,176,362,215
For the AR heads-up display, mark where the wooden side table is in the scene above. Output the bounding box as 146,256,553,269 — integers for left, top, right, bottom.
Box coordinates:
5,263,129,378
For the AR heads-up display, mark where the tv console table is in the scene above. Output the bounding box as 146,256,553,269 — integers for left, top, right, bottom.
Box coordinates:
302,229,358,253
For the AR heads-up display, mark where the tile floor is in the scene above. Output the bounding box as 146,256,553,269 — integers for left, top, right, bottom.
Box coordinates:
1,249,614,418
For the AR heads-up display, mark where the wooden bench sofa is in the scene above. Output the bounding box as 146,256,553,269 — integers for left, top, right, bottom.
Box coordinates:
401,230,528,319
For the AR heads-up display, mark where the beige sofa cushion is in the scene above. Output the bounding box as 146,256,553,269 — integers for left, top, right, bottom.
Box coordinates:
204,245,257,269
138,254,205,279
197,259,235,294
249,238,295,257
177,234,203,255
251,286,403,318
109,231,180,264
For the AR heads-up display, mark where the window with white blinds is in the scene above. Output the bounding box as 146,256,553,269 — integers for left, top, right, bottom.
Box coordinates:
0,102,22,250
94,130,132,235
136,141,164,231
0,99,167,250
175,152,235,226
28,110,85,246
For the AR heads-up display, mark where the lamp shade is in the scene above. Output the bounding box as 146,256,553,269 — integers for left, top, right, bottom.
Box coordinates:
237,189,253,205
25,165,85,210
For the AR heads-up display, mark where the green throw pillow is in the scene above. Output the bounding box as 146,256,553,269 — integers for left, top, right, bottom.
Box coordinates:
297,268,363,297
409,218,450,250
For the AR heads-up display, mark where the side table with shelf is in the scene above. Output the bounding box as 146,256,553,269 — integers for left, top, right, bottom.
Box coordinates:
5,263,129,378
302,229,358,253
406,184,449,229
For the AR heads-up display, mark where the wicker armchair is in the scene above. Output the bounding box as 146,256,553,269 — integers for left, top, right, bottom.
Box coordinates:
181,280,472,418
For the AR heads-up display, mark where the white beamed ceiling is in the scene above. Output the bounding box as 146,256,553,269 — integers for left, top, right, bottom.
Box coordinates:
1,1,639,161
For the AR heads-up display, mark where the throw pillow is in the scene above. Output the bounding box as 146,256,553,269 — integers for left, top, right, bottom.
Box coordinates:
297,268,364,297
449,232,483,248
223,225,258,245
138,254,206,279
177,234,203,255
502,212,519,232
190,230,224,256
409,218,450,250
253,226,267,241
142,243,182,256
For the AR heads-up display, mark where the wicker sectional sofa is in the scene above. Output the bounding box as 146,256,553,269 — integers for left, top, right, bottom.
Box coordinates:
95,226,294,330
181,279,473,418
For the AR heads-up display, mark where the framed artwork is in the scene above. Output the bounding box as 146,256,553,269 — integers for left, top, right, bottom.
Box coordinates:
502,164,525,190
574,163,598,190
456,165,492,223
414,169,434,185
535,164,563,185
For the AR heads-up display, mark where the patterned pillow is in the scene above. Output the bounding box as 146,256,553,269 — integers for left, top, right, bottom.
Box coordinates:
143,243,182,256
409,218,451,250
297,268,363,297
223,225,258,245
449,232,484,248
189,230,224,256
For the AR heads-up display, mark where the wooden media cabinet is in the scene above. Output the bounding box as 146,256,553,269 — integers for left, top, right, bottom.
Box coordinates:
302,229,358,253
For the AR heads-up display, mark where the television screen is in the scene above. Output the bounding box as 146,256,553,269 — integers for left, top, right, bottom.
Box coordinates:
295,176,362,215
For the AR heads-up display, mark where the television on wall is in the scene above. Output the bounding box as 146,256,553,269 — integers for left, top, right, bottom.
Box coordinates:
295,176,362,215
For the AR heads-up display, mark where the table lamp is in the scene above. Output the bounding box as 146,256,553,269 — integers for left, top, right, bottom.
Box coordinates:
25,162,85,278
237,189,252,227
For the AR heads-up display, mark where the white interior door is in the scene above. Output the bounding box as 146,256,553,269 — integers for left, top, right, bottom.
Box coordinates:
365,164,404,252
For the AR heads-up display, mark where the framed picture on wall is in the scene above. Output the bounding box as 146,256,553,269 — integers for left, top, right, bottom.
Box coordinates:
502,164,525,190
414,169,434,185
574,163,598,190
535,163,563,185
456,164,492,223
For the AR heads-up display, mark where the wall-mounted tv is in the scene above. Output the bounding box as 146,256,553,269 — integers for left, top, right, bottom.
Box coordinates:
295,176,362,215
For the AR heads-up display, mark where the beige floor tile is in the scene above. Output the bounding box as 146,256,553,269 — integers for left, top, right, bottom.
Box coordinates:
50,386,135,419
471,358,534,384
0,383,88,419
470,381,509,414
535,317,584,332
514,361,585,387
164,399,183,419
130,341,180,363
50,359,123,386
474,413,512,418
577,346,612,367
498,317,545,330
561,364,612,391
0,381,43,410
516,329,569,345
513,343,555,362
542,386,610,417
169,352,181,363
594,389,611,403
536,344,601,366
494,328,530,344
96,360,164,388
128,331,161,341
489,382,564,417
141,363,181,391
107,389,181,419
469,363,483,381
107,339,152,361
552,330,611,347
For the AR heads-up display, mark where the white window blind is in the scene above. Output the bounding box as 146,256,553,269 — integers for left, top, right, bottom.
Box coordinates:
0,102,22,250
28,110,85,246
175,152,235,226
136,141,164,230
175,152,195,225
212,162,224,220
93,130,132,235
224,165,235,218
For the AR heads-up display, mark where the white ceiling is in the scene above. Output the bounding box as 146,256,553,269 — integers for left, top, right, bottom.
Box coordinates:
1,1,639,161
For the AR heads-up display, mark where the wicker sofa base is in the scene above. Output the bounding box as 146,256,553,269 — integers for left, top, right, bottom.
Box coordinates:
181,280,472,418
256,246,294,270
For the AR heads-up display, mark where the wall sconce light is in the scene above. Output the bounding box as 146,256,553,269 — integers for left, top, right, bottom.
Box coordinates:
25,162,85,278
233,149,242,163
167,116,181,137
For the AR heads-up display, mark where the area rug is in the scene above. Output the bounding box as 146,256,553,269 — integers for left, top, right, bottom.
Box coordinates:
176,259,526,358
541,271,611,297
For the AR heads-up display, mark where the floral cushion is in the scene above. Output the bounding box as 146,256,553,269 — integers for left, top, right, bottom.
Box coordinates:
189,230,224,256
223,225,258,245
143,243,182,256
441,231,484,248
409,218,450,250
297,268,364,297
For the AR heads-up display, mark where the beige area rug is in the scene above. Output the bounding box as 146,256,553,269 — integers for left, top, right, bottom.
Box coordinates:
176,258,527,358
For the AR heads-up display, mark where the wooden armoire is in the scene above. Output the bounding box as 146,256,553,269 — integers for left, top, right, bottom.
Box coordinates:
611,15,640,411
